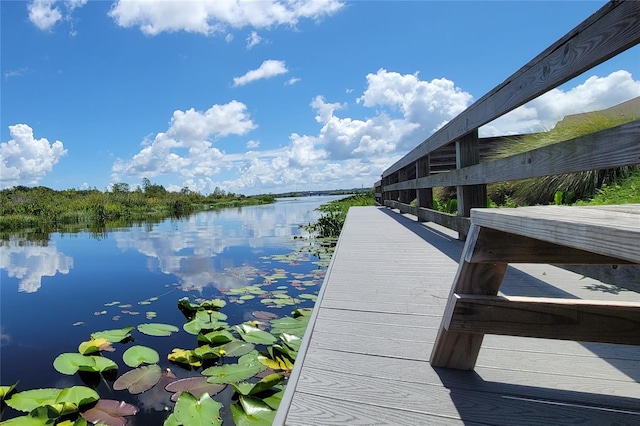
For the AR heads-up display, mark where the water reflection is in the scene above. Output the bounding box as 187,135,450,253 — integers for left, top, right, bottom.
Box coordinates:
0,239,73,293
113,197,331,292
0,196,342,294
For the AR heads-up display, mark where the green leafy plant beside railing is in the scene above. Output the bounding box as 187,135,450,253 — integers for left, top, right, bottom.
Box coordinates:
305,192,375,238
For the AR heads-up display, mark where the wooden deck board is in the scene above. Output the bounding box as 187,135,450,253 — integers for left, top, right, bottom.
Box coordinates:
275,206,640,425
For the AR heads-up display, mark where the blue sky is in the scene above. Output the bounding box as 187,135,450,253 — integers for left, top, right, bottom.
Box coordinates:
2,1,638,195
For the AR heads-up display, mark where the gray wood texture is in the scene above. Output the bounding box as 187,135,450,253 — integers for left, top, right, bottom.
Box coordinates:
386,119,640,192
471,204,640,263
449,294,640,345
275,207,640,425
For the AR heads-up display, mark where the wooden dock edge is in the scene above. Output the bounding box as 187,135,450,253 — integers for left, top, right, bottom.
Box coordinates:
272,211,352,425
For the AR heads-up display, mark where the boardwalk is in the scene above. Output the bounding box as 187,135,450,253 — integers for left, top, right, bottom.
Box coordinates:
275,206,640,425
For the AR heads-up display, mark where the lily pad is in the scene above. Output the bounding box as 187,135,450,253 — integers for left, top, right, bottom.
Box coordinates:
56,386,100,408
78,337,114,355
53,353,118,375
91,326,135,343
122,345,160,368
80,399,138,426
137,323,180,337
218,340,255,357
197,330,235,345
252,311,278,320
168,392,222,426
230,399,276,426
0,407,56,425
263,388,285,410
201,362,266,384
113,364,162,394
192,345,224,360
280,333,303,352
165,377,226,402
6,386,98,415
234,324,277,345
183,311,228,335
5,388,61,412
167,349,202,368
230,373,284,396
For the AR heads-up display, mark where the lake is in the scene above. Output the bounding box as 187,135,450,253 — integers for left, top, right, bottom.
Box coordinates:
0,195,344,425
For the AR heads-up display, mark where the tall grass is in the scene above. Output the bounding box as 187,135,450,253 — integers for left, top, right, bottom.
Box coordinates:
488,112,638,206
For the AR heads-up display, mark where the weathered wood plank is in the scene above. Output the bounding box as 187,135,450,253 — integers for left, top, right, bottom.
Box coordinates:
471,205,640,263
466,226,633,264
302,348,640,408
285,392,476,426
386,201,471,234
449,294,640,345
387,120,640,191
384,0,640,176
292,367,640,425
316,307,444,327
431,225,508,369
456,130,486,223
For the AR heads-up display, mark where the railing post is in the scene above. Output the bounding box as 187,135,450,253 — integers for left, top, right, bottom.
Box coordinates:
456,130,486,240
416,156,433,222
391,172,400,204
399,168,412,204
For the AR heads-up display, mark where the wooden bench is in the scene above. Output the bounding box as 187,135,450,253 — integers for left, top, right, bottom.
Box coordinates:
430,204,640,370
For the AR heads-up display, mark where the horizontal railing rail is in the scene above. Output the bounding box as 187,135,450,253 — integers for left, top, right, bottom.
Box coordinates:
375,0,640,238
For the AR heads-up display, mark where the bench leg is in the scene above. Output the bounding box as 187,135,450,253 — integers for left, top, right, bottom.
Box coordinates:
430,225,507,369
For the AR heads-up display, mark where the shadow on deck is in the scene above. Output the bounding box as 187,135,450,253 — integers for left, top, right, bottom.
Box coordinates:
275,206,640,425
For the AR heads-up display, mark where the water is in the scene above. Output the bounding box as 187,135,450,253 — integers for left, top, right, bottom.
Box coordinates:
0,195,344,424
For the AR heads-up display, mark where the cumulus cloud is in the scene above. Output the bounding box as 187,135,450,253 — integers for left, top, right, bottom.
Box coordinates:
246,31,263,49
0,240,73,293
1,124,67,188
109,0,344,36
114,68,638,196
28,0,62,30
481,70,640,136
112,101,256,179
358,69,472,137
27,0,87,31
232,60,288,87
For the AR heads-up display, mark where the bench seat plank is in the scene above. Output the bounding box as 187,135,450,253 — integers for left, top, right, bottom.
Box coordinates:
448,294,640,345
471,205,640,263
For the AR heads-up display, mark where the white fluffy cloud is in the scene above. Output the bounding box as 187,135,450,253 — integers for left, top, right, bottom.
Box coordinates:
246,31,263,49
109,0,344,36
358,69,472,144
0,240,73,293
285,77,301,86
27,0,87,31
233,60,288,87
112,101,256,179
112,68,639,196
1,124,68,188
481,70,640,136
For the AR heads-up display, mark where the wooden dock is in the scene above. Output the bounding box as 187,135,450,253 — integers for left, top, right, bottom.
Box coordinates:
275,206,640,425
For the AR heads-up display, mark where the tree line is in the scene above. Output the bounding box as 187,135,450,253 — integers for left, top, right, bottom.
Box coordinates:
0,179,275,236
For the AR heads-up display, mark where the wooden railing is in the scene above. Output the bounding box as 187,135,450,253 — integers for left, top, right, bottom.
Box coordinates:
374,0,640,238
